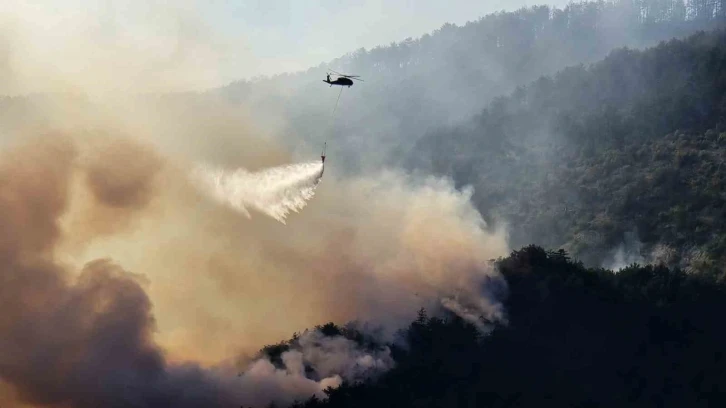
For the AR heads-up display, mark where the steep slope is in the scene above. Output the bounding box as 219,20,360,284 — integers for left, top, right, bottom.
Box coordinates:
217,0,726,174
411,28,726,273
282,246,726,408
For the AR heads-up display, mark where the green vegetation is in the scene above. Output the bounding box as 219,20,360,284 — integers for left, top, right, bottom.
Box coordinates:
275,246,726,407
267,23,726,408
215,3,726,274
412,29,726,273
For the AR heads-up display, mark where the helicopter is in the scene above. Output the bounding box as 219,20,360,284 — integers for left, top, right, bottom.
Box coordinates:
319,70,362,166
323,69,363,87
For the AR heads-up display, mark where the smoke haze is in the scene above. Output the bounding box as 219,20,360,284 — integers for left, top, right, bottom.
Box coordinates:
0,0,251,94
0,3,511,407
5,1,717,405
0,123,509,408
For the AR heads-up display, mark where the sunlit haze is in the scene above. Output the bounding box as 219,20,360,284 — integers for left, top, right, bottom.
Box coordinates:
0,0,572,92
2,0,724,407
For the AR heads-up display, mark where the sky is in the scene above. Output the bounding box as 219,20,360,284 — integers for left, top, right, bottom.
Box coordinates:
203,0,574,78
0,0,573,91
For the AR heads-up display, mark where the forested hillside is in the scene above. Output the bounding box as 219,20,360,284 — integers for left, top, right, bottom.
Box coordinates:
245,19,726,408
265,246,726,408
213,0,726,273
410,28,726,273
2,2,725,266
218,0,726,173
5,2,726,408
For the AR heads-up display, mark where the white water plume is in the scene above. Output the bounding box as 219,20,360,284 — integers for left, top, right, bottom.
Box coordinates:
191,161,324,224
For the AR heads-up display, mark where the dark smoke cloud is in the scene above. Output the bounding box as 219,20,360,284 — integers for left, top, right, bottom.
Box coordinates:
0,4,513,403
2,135,439,408
0,137,240,407
84,138,164,209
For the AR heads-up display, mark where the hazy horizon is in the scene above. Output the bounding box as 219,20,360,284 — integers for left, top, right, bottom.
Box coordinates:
0,0,573,93
2,1,724,407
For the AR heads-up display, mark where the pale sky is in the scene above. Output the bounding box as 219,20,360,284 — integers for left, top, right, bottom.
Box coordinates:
0,0,573,92
202,0,574,78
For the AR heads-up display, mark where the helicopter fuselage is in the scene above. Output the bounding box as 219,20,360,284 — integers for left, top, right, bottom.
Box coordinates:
324,77,353,87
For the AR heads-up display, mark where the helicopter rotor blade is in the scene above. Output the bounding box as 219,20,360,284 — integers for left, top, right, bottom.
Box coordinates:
327,68,364,81
329,69,361,77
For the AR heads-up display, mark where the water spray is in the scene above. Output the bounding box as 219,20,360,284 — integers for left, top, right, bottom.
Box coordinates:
191,161,324,224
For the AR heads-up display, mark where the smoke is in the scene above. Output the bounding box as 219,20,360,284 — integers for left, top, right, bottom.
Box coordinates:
291,330,393,381
0,136,241,408
0,135,388,408
84,138,165,208
191,160,324,224
237,329,394,407
0,3,512,407
0,133,509,407
603,233,647,271
0,0,254,95
603,230,678,272
441,294,507,335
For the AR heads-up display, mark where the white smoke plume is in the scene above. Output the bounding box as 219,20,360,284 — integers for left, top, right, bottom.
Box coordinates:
440,294,507,335
237,329,394,407
191,161,324,224
292,329,394,382
603,230,677,272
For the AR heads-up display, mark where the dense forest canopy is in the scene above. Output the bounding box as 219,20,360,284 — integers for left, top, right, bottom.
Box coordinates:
217,0,726,174
411,28,726,273
2,2,726,407
257,246,726,408
232,4,726,406
211,0,726,273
